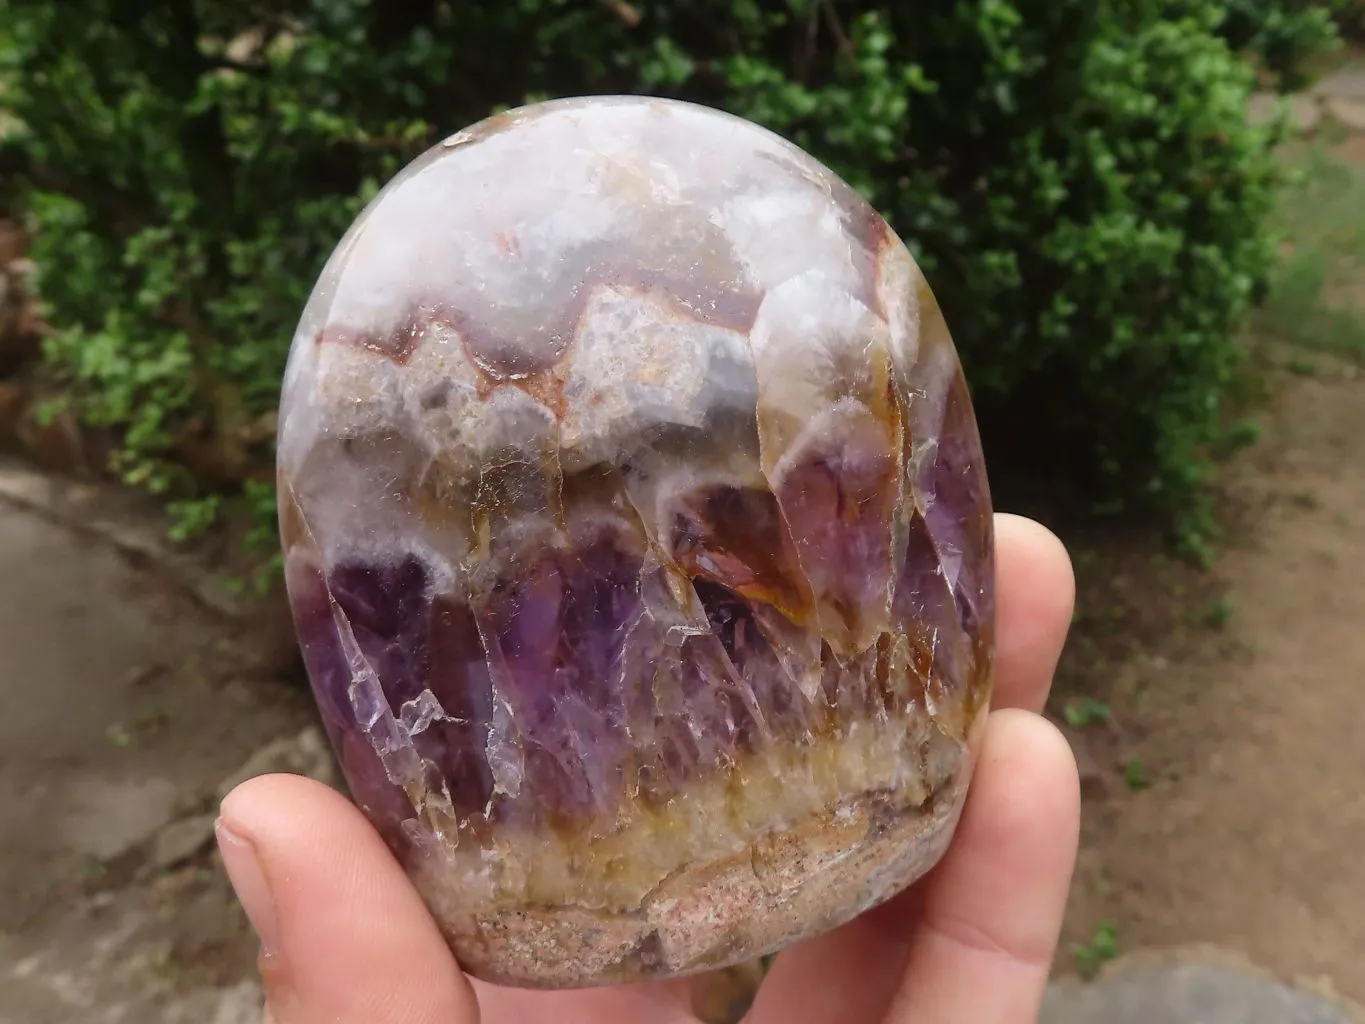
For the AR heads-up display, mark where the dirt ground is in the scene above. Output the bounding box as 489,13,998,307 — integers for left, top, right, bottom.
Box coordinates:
1053,350,1365,1001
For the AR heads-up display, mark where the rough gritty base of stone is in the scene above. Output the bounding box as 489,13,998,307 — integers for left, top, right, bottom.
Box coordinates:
419,768,970,989
1043,947,1365,1024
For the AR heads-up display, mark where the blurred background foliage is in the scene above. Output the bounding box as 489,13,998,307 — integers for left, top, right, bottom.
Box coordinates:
0,0,1355,574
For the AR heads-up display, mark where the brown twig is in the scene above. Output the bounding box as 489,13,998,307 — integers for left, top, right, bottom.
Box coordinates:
600,0,641,28
820,0,854,60
166,295,251,481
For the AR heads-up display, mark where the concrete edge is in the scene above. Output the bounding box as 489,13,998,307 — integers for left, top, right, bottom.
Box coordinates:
0,459,247,619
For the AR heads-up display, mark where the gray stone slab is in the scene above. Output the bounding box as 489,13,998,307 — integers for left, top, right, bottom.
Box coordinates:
1325,95,1365,133
1314,65,1365,102
1246,92,1324,134
1043,957,1364,1024
1290,93,1324,134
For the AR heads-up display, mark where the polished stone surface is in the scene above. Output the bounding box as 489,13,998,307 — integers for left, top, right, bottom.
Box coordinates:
278,96,994,987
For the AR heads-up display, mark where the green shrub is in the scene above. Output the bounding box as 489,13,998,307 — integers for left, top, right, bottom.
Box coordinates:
0,0,1323,557
1219,0,1341,86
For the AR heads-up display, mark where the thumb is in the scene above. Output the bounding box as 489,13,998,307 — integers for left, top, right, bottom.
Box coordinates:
216,773,479,1024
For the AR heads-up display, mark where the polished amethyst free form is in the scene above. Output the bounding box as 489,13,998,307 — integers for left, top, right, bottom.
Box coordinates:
277,96,995,988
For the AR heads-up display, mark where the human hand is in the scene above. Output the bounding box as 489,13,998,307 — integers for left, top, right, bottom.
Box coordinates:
217,512,1079,1024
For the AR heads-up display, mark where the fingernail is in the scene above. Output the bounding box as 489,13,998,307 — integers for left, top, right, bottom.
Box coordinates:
216,817,280,958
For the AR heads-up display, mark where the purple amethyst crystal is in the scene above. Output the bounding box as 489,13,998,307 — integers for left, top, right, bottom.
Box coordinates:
277,96,995,988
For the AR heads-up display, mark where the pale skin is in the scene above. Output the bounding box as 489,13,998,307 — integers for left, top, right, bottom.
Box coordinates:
217,512,1080,1024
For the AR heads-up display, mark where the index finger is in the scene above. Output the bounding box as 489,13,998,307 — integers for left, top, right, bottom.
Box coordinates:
991,513,1075,713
